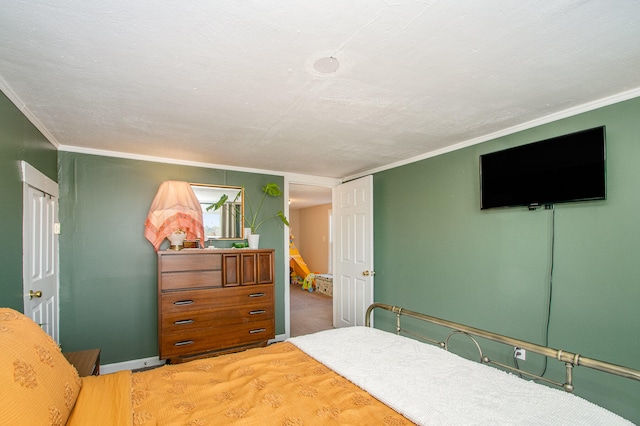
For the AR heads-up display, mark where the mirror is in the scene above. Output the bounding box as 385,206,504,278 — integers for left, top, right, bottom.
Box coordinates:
191,184,244,239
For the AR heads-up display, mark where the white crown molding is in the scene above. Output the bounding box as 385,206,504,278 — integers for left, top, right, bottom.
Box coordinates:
344,88,640,182
59,144,340,185
0,76,61,149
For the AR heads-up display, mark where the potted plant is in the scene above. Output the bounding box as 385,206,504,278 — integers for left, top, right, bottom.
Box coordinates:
207,182,289,248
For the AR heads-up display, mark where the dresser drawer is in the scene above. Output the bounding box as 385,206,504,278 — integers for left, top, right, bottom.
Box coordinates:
161,270,222,290
160,319,275,358
161,303,274,334
159,252,222,272
161,284,273,312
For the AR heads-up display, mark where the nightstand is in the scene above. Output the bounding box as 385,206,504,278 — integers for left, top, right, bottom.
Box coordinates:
63,349,101,376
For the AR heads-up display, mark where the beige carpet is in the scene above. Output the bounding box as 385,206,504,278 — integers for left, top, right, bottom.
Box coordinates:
289,283,333,337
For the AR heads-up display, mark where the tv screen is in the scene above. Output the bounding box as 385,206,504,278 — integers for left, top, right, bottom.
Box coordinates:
480,126,606,210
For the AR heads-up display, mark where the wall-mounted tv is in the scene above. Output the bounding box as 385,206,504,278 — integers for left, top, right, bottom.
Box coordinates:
480,126,606,210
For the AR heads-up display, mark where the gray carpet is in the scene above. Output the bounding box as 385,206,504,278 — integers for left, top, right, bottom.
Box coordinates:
289,283,333,337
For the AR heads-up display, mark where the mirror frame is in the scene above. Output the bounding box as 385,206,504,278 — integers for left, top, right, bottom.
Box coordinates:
191,183,245,240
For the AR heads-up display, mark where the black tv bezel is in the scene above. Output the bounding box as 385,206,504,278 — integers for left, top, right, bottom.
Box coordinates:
480,126,607,210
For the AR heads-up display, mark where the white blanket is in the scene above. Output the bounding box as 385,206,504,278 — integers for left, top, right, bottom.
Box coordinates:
288,327,632,425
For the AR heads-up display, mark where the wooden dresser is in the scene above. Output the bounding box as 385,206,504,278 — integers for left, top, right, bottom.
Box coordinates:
157,249,275,363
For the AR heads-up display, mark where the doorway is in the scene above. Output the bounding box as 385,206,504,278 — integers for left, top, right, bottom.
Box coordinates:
288,183,333,337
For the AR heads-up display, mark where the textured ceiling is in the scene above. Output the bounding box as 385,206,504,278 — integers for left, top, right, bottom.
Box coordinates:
1,1,640,180
289,184,332,209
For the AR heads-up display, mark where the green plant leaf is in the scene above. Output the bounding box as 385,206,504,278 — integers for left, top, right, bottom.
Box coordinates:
206,182,288,235
206,194,228,211
278,211,289,226
262,183,282,197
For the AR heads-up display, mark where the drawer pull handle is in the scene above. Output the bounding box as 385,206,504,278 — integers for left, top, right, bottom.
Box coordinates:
249,293,265,298
174,340,194,346
249,310,266,315
174,319,194,325
249,328,266,334
174,300,194,305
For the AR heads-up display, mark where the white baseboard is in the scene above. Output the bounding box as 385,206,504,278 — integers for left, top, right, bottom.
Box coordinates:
271,333,286,343
100,356,165,375
100,334,287,374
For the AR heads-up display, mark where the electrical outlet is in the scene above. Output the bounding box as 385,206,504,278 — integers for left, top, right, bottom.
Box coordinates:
514,347,526,361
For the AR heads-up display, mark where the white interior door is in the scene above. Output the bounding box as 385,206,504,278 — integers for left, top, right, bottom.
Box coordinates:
333,175,374,328
22,162,59,343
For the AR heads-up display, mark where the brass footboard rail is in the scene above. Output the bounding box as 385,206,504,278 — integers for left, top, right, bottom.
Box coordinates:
365,303,640,392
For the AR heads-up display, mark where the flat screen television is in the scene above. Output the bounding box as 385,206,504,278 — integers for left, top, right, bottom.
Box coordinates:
480,126,606,210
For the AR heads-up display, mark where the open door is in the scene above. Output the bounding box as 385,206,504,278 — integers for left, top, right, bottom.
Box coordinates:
332,175,374,328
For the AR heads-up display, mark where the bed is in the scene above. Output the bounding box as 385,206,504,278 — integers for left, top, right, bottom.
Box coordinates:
1,304,638,425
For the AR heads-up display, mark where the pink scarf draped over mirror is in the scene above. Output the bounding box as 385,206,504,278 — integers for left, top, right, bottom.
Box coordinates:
144,181,205,251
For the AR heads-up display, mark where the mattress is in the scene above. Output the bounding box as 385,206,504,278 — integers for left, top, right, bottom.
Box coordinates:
289,326,633,425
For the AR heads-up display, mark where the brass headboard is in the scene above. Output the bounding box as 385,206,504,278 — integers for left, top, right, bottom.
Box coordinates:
366,303,640,393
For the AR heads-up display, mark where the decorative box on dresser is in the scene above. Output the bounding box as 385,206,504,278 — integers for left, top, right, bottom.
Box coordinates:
157,248,275,363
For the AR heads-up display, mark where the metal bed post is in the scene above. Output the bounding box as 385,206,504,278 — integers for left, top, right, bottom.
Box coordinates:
365,302,640,393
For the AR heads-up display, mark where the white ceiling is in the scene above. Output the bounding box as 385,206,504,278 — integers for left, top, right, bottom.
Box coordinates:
289,184,332,209
2,1,640,181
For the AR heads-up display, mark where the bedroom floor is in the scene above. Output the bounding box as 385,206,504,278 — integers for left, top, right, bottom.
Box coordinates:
290,283,333,337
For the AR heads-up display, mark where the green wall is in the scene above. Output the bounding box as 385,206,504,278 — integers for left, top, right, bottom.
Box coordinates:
373,97,640,423
58,152,287,364
0,91,57,311
3,83,638,421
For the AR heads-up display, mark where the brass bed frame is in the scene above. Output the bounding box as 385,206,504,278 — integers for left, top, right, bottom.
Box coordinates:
365,303,640,393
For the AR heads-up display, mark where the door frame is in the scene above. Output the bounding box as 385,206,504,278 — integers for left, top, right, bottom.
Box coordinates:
283,175,341,339
21,161,60,342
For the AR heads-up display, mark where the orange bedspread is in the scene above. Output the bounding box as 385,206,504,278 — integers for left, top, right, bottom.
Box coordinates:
67,370,133,426
131,342,413,425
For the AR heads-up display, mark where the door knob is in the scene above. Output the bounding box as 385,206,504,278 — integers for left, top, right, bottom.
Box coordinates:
29,290,42,299
362,270,376,276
